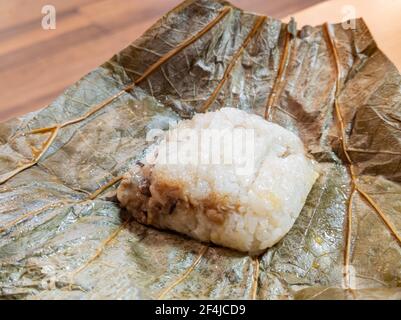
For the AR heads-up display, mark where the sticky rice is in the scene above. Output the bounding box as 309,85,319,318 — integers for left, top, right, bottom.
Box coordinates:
117,108,319,255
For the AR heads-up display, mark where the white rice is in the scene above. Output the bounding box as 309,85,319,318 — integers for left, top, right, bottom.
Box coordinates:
117,108,319,255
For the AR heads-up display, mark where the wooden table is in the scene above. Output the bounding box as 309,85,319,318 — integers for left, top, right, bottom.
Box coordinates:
0,0,400,122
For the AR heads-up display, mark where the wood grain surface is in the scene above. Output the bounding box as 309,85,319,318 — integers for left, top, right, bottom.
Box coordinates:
0,0,326,121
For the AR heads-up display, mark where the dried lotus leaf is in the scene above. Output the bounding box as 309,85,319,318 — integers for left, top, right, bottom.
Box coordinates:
0,0,400,299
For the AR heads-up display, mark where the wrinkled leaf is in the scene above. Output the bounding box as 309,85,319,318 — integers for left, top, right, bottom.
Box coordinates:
0,0,400,299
